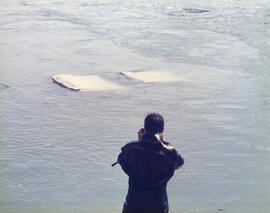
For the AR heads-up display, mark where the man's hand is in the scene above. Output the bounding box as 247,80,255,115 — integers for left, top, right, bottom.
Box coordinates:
159,132,164,142
137,128,145,141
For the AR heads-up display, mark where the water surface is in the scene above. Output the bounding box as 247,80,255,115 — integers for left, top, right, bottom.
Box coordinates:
0,0,270,212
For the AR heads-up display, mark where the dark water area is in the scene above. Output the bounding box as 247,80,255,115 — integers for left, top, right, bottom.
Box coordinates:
0,0,270,212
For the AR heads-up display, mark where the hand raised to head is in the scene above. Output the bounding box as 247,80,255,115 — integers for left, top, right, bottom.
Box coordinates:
138,128,145,141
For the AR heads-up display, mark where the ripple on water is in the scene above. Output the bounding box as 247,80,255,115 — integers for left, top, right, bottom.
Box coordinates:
0,83,10,91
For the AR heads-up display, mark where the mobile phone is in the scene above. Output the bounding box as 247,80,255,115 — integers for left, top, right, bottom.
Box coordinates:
155,133,161,141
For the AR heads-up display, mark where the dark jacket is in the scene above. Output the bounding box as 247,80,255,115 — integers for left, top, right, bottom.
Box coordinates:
118,133,184,212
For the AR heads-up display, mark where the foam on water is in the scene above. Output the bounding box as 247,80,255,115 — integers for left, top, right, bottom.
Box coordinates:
120,71,188,83
52,74,124,91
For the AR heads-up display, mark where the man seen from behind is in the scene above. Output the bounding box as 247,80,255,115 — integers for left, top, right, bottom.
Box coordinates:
116,113,184,213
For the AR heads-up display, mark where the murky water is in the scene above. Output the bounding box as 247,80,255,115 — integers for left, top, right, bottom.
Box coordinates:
1,0,270,212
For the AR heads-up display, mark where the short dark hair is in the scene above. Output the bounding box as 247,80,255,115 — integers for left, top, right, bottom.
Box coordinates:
144,113,164,134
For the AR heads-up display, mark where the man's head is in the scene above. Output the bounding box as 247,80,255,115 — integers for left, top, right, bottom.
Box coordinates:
144,113,164,134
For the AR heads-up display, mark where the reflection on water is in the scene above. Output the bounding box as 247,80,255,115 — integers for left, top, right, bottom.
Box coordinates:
0,0,270,212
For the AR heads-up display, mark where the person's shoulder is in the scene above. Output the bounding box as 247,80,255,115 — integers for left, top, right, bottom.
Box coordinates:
122,141,140,149
126,140,140,146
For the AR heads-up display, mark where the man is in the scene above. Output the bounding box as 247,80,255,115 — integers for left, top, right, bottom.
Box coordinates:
117,113,184,213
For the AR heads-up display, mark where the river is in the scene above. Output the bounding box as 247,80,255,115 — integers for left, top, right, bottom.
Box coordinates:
0,0,270,212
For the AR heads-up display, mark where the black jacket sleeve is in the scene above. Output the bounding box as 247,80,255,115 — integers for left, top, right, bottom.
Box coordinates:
117,145,128,166
162,141,184,170
173,149,184,169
